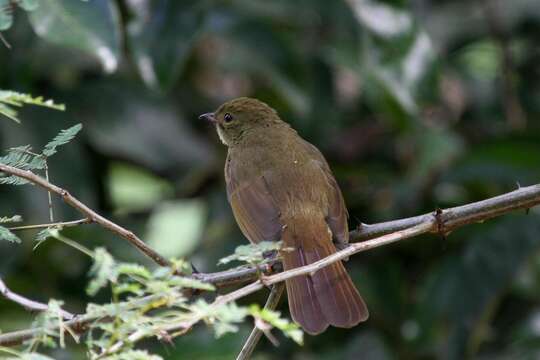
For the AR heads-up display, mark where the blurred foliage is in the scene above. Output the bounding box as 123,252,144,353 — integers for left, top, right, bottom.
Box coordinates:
1,0,540,359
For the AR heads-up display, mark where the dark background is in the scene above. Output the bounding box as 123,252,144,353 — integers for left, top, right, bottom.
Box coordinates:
1,0,540,359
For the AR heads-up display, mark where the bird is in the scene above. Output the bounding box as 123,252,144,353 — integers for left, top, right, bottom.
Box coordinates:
199,97,368,335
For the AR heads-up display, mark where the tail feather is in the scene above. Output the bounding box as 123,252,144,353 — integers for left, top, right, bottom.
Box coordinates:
284,243,328,334
309,247,368,327
281,225,368,335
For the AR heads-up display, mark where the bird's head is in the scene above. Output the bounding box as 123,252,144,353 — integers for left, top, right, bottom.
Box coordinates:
199,97,283,146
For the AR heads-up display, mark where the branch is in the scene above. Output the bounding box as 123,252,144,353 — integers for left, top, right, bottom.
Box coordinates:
195,183,540,287
8,218,91,231
1,184,539,348
350,183,540,240
0,277,74,320
0,163,170,267
236,283,285,360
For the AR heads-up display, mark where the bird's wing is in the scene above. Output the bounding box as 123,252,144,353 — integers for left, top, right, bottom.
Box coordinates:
225,153,282,244
301,140,350,245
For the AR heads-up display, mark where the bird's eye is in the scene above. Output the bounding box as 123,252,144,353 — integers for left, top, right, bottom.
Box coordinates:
224,113,234,123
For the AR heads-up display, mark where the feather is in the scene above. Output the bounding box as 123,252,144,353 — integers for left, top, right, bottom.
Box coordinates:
281,221,368,335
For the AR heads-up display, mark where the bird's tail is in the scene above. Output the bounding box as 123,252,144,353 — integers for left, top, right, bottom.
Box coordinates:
280,219,369,335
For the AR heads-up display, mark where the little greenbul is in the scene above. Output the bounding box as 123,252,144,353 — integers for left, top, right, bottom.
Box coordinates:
200,97,368,334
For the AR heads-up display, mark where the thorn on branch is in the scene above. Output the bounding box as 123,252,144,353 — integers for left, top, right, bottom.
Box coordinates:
355,222,365,232
435,208,447,241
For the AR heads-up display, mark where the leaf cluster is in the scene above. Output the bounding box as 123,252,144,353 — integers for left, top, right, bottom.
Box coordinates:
0,124,82,185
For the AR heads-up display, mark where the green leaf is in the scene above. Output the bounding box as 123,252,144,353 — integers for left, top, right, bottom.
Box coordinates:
42,123,83,157
0,145,33,167
0,175,30,186
0,215,22,223
167,276,215,291
218,241,281,266
0,145,48,185
0,90,65,123
189,300,249,338
249,304,303,345
0,225,21,243
0,0,13,31
27,0,121,73
116,263,152,279
87,247,116,296
35,228,55,243
0,146,46,185
29,299,68,349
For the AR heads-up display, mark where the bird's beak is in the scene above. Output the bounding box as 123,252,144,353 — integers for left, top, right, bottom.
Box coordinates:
199,112,216,124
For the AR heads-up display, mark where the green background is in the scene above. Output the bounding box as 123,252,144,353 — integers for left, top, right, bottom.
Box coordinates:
1,0,540,358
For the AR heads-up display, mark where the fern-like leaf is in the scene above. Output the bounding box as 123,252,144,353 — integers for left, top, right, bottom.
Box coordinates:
0,215,22,223
0,145,33,167
0,90,65,123
0,0,14,32
42,123,83,157
0,225,21,243
35,228,54,242
87,248,117,296
0,145,44,183
0,175,29,185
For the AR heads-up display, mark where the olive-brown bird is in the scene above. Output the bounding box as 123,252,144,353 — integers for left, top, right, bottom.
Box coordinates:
200,97,369,334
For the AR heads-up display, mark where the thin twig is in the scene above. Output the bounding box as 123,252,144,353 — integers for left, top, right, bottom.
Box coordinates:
0,163,170,267
0,277,74,320
8,218,91,231
237,283,285,360
43,160,54,223
0,33,11,49
49,232,95,258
